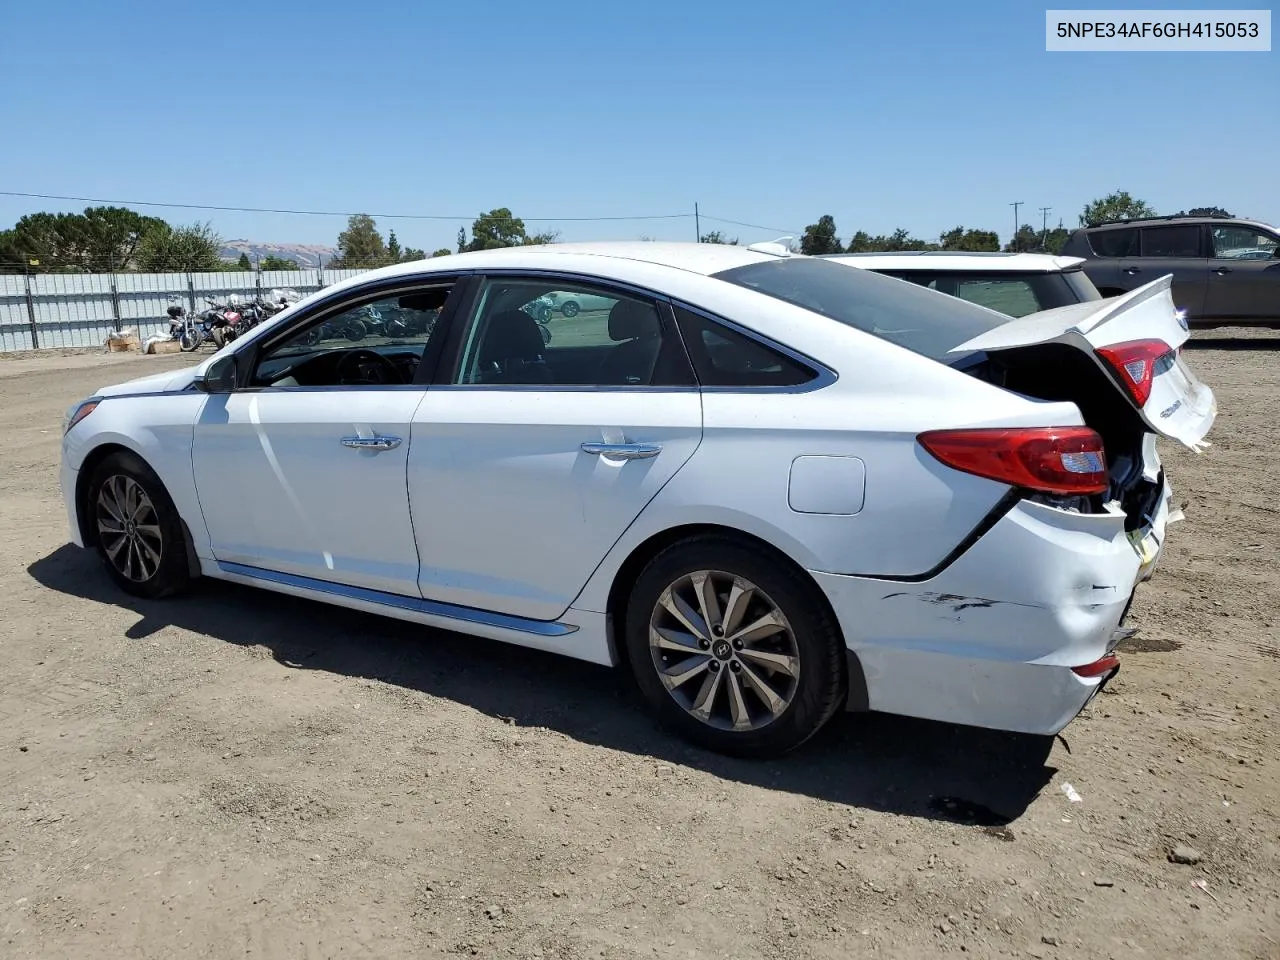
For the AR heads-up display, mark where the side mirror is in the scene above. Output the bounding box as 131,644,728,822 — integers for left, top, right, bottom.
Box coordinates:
193,354,237,394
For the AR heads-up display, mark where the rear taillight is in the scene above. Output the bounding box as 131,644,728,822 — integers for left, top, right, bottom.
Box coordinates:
918,427,1108,495
1072,653,1120,678
1095,339,1173,407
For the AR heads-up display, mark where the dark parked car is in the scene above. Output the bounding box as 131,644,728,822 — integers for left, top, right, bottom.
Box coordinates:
1062,216,1280,328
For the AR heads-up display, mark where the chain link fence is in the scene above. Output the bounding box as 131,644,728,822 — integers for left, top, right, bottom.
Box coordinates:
0,266,373,352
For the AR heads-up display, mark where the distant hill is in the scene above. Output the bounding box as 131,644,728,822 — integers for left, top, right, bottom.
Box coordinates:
220,240,338,269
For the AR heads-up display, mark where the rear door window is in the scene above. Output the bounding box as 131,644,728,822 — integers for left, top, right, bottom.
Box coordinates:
1140,225,1202,258
1088,228,1139,258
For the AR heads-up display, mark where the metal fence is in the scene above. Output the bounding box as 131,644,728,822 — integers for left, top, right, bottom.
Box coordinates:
0,268,371,352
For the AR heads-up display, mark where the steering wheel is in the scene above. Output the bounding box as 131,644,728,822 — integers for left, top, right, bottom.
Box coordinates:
335,349,404,385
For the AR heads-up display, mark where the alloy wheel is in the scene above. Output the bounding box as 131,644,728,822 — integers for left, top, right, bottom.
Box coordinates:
648,570,800,731
95,474,164,582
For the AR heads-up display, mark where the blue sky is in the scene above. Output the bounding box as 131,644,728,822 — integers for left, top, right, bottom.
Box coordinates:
1,0,1275,253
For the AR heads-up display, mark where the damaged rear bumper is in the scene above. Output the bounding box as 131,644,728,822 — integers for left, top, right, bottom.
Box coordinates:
814,484,1173,736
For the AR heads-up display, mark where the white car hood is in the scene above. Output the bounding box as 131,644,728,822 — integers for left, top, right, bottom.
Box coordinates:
96,365,199,398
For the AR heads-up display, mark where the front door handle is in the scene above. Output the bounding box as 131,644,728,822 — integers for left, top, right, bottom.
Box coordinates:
1124,267,1142,275
581,441,662,461
1214,266,1232,275
341,436,402,451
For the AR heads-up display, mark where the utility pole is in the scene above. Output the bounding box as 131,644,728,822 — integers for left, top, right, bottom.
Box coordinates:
1039,206,1052,250
1010,201,1023,248
694,202,701,243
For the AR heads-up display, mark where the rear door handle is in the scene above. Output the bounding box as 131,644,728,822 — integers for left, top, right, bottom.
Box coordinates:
581,441,662,461
1124,267,1142,275
341,436,402,451
1214,267,1232,275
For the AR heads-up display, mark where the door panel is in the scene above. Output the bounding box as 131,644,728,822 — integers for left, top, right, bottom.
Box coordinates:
1136,225,1209,318
408,390,702,621
1203,224,1280,320
1203,259,1280,320
193,389,426,594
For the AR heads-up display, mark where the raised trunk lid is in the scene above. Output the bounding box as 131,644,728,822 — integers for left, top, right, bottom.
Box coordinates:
950,275,1215,451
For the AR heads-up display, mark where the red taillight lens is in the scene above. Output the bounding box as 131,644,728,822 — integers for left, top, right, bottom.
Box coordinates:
918,427,1108,495
1072,654,1119,678
1095,339,1173,407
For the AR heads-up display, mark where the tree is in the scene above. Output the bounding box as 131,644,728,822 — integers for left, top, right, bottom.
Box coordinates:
387,229,402,262
237,252,252,270
1003,224,1042,253
459,208,557,251
1042,226,1070,255
260,255,298,271
800,215,841,255
332,214,387,267
432,248,452,258
1175,206,1232,218
699,231,738,245
939,226,1000,252
845,230,873,253
0,205,166,271
401,246,426,261
1079,191,1156,227
138,222,223,272
845,228,936,253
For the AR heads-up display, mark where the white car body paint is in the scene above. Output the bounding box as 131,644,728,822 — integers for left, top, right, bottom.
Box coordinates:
408,389,703,620
59,242,1216,739
192,389,428,595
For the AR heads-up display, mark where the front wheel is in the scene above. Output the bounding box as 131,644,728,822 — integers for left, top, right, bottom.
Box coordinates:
179,329,200,352
560,300,580,318
87,451,191,599
538,321,552,346
625,538,846,757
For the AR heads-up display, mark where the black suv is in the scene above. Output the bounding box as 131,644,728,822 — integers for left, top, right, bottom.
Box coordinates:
1062,216,1280,327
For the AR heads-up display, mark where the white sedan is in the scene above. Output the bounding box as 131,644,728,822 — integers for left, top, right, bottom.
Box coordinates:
60,242,1216,757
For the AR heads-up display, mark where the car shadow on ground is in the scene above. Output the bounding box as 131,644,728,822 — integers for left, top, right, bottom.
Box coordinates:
29,545,1056,827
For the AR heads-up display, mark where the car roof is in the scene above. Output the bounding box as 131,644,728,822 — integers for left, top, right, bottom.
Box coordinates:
362,241,782,281
823,252,1086,273
1083,216,1277,232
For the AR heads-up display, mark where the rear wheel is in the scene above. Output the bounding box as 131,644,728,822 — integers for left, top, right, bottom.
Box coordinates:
624,537,845,757
88,451,191,599
560,300,580,318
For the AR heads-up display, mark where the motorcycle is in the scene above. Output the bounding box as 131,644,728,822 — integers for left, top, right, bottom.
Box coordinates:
165,298,202,352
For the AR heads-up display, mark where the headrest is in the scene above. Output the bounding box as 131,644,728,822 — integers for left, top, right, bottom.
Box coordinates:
477,310,546,364
608,300,658,342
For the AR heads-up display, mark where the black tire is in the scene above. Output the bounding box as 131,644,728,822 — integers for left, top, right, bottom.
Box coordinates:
179,329,199,352
624,536,845,757
87,451,191,599
560,300,580,318
538,321,552,346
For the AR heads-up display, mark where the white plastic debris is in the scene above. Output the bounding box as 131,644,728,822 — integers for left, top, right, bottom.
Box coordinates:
1060,782,1083,803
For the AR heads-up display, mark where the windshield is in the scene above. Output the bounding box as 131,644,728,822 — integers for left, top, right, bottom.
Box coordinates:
713,257,1012,362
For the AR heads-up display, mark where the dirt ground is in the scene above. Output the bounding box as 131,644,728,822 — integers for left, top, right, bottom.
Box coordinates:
1,334,1278,960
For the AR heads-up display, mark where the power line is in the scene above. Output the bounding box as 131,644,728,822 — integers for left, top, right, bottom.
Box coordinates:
698,213,803,235
0,190,693,224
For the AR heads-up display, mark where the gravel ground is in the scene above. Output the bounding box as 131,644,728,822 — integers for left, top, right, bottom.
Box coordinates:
1,333,1277,960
